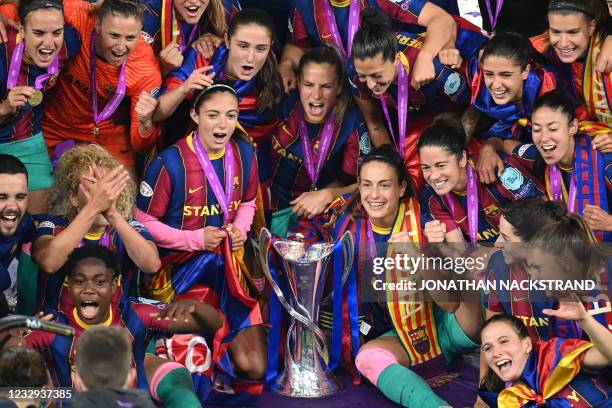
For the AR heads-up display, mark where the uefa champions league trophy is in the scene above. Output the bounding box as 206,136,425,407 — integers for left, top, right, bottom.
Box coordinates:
259,228,354,397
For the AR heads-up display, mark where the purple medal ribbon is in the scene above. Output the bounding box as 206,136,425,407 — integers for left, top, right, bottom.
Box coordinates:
322,0,360,61
549,164,577,212
380,62,408,154
79,230,111,248
90,31,128,126
179,24,198,53
298,107,336,188
193,132,235,223
7,39,59,90
484,0,503,29
445,165,478,247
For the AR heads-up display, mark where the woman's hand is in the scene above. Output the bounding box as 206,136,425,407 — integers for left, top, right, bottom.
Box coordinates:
290,189,334,219
226,223,245,252
543,299,589,322
424,220,447,243
203,226,227,251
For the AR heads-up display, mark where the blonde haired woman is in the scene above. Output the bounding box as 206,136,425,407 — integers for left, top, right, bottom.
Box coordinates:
32,144,160,313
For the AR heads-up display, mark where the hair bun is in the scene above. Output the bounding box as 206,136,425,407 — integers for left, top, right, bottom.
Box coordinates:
360,8,390,28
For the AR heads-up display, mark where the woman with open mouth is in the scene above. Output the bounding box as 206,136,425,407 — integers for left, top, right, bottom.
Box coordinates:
512,89,611,241
419,118,544,246
136,83,266,405
349,9,485,192
468,31,557,186
278,0,457,97
481,198,612,406
155,8,283,150
293,144,482,407
531,0,612,153
269,46,368,232
40,0,162,180
139,0,241,75
0,0,81,214
32,144,160,315
481,309,612,408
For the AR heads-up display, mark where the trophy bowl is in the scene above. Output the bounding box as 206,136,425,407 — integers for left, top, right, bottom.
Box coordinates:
259,228,353,397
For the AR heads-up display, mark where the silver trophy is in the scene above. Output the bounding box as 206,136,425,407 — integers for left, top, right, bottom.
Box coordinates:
259,228,354,397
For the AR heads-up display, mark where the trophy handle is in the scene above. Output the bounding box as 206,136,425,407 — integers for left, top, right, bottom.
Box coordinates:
258,228,330,361
340,231,354,287
321,230,354,305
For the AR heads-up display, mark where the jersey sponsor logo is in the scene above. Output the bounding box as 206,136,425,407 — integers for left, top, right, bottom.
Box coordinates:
37,221,56,230
140,181,154,197
396,33,423,49
500,167,524,191
183,200,241,217
516,315,549,327
272,137,303,163
517,143,533,157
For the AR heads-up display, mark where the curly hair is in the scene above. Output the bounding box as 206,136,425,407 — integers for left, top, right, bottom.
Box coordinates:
47,144,136,219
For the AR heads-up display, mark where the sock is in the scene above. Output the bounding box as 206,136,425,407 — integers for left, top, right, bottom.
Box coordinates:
377,364,450,408
150,363,200,408
16,250,38,315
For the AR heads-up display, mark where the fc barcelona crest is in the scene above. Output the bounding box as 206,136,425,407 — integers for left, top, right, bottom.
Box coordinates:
409,326,430,355
484,204,500,217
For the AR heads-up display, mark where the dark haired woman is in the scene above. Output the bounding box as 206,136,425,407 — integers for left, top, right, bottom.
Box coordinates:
140,0,241,75
533,0,611,124
481,310,612,407
269,47,368,231
292,145,482,407
418,119,544,246
155,8,283,141
512,89,611,241
41,0,162,176
348,9,486,190
468,31,557,184
136,84,266,404
0,0,81,213
279,0,458,94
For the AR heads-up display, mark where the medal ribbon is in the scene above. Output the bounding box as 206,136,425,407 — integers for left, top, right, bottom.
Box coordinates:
297,107,336,188
78,230,111,248
193,133,235,223
7,39,59,90
90,31,128,125
549,164,577,212
322,0,360,61
444,165,478,247
484,0,503,29
380,62,408,154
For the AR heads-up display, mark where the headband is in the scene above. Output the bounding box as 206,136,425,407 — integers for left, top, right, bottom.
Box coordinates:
192,84,238,109
548,2,595,19
20,0,63,19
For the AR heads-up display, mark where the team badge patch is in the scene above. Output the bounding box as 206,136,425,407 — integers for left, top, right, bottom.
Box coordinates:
409,326,430,354
500,167,524,191
37,221,56,230
517,144,532,157
140,181,154,197
444,72,462,96
360,132,372,155
484,204,500,217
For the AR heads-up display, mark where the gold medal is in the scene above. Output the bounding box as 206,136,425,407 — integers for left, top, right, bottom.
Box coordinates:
93,125,100,137
28,89,43,107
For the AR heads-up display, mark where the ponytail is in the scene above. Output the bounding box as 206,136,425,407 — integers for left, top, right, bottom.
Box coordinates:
352,8,397,63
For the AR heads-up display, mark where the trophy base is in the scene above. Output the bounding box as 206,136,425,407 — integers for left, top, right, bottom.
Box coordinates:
272,363,344,398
